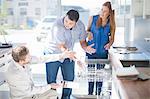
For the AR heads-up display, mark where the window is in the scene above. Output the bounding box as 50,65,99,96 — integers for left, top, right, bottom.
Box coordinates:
18,2,28,6
61,5,89,26
35,8,41,15
8,8,14,15
62,5,87,12
20,8,27,15
117,0,131,15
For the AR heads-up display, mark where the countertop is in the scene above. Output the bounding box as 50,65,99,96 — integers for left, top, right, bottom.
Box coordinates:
117,67,150,99
111,41,150,62
110,46,150,99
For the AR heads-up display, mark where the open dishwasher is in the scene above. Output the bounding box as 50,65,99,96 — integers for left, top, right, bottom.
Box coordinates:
72,59,112,99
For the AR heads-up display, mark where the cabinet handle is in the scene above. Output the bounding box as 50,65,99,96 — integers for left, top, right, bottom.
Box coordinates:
0,80,5,86
0,55,4,59
0,63,5,68
8,60,11,63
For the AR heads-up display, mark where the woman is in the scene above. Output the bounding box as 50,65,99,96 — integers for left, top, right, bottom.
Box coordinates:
86,1,116,95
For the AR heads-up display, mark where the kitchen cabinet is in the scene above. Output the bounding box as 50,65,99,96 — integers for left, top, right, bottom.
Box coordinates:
131,0,150,18
0,48,11,86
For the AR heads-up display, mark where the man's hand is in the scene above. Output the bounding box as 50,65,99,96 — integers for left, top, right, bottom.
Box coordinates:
85,44,96,54
61,50,76,60
50,83,62,89
76,60,86,69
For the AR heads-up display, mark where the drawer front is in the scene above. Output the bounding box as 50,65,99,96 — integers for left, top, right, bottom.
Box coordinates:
0,72,5,86
0,60,10,72
0,54,11,72
0,54,5,65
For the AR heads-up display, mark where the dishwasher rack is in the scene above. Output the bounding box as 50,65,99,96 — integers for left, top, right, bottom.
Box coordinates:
76,59,112,99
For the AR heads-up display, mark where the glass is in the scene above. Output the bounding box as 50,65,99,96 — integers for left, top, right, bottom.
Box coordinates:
99,90,111,99
98,71,112,99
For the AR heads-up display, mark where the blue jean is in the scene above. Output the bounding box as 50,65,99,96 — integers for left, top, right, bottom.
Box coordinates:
88,64,105,95
46,58,75,99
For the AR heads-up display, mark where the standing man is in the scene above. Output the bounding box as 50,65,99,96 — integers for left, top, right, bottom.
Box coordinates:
45,9,95,99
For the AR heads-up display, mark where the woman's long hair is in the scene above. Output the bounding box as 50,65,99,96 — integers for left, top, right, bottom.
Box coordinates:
96,1,115,33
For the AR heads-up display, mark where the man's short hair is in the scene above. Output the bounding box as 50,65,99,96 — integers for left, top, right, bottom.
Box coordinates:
12,46,29,62
66,9,79,22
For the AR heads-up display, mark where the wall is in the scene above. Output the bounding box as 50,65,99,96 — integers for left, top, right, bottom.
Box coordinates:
133,17,150,53
134,17,150,41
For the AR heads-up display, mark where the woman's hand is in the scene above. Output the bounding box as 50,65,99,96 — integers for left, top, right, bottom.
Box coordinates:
85,43,96,54
104,43,111,50
87,31,93,41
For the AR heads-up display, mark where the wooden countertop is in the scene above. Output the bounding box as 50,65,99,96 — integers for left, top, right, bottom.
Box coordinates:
117,68,150,99
109,51,150,99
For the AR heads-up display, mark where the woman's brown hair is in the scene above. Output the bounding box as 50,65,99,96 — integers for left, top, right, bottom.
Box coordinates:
96,1,115,34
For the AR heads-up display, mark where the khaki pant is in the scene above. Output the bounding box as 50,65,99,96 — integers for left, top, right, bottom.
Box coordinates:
23,89,58,99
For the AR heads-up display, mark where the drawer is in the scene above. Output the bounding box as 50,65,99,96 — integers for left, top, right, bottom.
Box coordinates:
0,54,5,64
0,72,5,86
0,59,10,72
0,54,7,65
0,91,10,99
0,54,11,70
